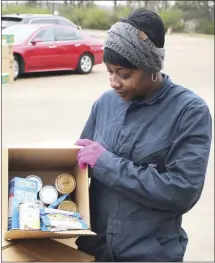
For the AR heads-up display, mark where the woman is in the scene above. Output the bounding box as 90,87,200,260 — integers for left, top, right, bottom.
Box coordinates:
75,8,212,262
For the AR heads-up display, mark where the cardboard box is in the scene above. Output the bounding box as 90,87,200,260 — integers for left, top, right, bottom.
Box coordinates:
2,45,13,59
2,229,95,262
2,57,13,71
2,142,96,240
2,57,14,84
2,34,14,45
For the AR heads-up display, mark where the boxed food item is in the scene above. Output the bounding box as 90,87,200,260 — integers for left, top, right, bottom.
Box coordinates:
8,177,38,230
40,208,88,232
19,202,41,230
2,142,96,240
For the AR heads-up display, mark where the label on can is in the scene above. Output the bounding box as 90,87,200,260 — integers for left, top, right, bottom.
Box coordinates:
19,202,40,230
55,173,76,194
58,200,78,212
26,175,43,192
39,186,58,205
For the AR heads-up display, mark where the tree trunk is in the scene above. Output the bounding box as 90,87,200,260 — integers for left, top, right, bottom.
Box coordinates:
27,0,37,6
114,0,117,9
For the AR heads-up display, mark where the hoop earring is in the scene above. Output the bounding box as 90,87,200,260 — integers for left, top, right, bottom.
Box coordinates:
151,73,157,82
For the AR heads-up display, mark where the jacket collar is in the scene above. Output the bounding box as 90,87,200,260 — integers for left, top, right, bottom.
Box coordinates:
133,73,173,106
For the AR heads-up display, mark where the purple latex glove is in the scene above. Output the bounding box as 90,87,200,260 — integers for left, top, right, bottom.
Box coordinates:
76,139,107,169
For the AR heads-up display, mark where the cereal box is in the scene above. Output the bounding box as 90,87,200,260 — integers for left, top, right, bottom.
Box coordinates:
8,177,38,230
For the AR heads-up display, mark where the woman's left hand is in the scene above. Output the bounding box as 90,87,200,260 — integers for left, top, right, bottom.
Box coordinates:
76,139,107,169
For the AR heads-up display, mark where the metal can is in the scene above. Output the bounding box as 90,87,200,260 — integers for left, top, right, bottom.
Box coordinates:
19,202,40,230
39,186,58,205
26,175,43,192
58,200,78,213
55,173,76,195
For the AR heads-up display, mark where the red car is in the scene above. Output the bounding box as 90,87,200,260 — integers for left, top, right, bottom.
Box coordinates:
3,24,104,79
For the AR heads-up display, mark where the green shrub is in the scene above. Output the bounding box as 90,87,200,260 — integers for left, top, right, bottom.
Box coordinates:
196,20,214,35
81,7,112,30
2,4,51,15
159,9,184,32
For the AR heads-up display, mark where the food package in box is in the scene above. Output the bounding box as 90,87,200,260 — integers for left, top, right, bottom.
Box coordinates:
8,177,38,230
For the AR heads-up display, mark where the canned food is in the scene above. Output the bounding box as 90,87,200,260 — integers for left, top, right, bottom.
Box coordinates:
39,186,58,205
58,200,78,212
19,202,40,230
55,173,76,195
26,175,43,192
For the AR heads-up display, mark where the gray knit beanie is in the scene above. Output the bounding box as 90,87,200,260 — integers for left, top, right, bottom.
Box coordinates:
104,21,165,74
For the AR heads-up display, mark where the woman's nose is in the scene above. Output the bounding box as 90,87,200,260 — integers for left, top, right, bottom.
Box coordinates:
109,74,121,90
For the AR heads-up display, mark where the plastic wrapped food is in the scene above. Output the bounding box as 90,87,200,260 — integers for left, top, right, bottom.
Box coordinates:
48,194,69,209
40,207,88,232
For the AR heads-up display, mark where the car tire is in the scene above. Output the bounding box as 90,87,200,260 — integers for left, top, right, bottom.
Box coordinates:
76,53,93,74
14,56,21,80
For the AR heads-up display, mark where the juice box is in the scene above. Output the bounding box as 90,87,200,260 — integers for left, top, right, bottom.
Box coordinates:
19,202,40,230
8,177,38,230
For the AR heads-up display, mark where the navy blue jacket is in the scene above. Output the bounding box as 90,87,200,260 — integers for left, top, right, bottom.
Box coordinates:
76,74,212,262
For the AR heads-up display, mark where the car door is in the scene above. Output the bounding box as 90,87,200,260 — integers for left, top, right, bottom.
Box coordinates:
53,27,86,69
24,27,59,70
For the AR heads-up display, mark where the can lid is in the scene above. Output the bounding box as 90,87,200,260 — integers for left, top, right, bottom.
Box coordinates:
26,175,43,192
58,200,78,212
55,173,76,194
39,186,58,205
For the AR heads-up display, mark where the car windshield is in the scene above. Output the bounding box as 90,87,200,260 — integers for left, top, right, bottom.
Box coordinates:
2,17,23,28
2,25,38,44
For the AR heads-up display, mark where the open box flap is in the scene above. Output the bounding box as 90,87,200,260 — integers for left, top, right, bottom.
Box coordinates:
2,228,12,249
2,227,95,262
15,239,95,262
2,245,40,262
8,140,83,149
8,148,81,170
5,229,96,240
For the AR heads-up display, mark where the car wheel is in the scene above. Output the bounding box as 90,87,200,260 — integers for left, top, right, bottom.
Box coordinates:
14,56,20,80
77,54,93,74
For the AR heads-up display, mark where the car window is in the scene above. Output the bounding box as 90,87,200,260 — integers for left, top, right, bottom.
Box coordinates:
30,19,57,24
56,18,75,27
3,25,41,44
54,28,83,41
2,17,23,28
32,28,54,42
